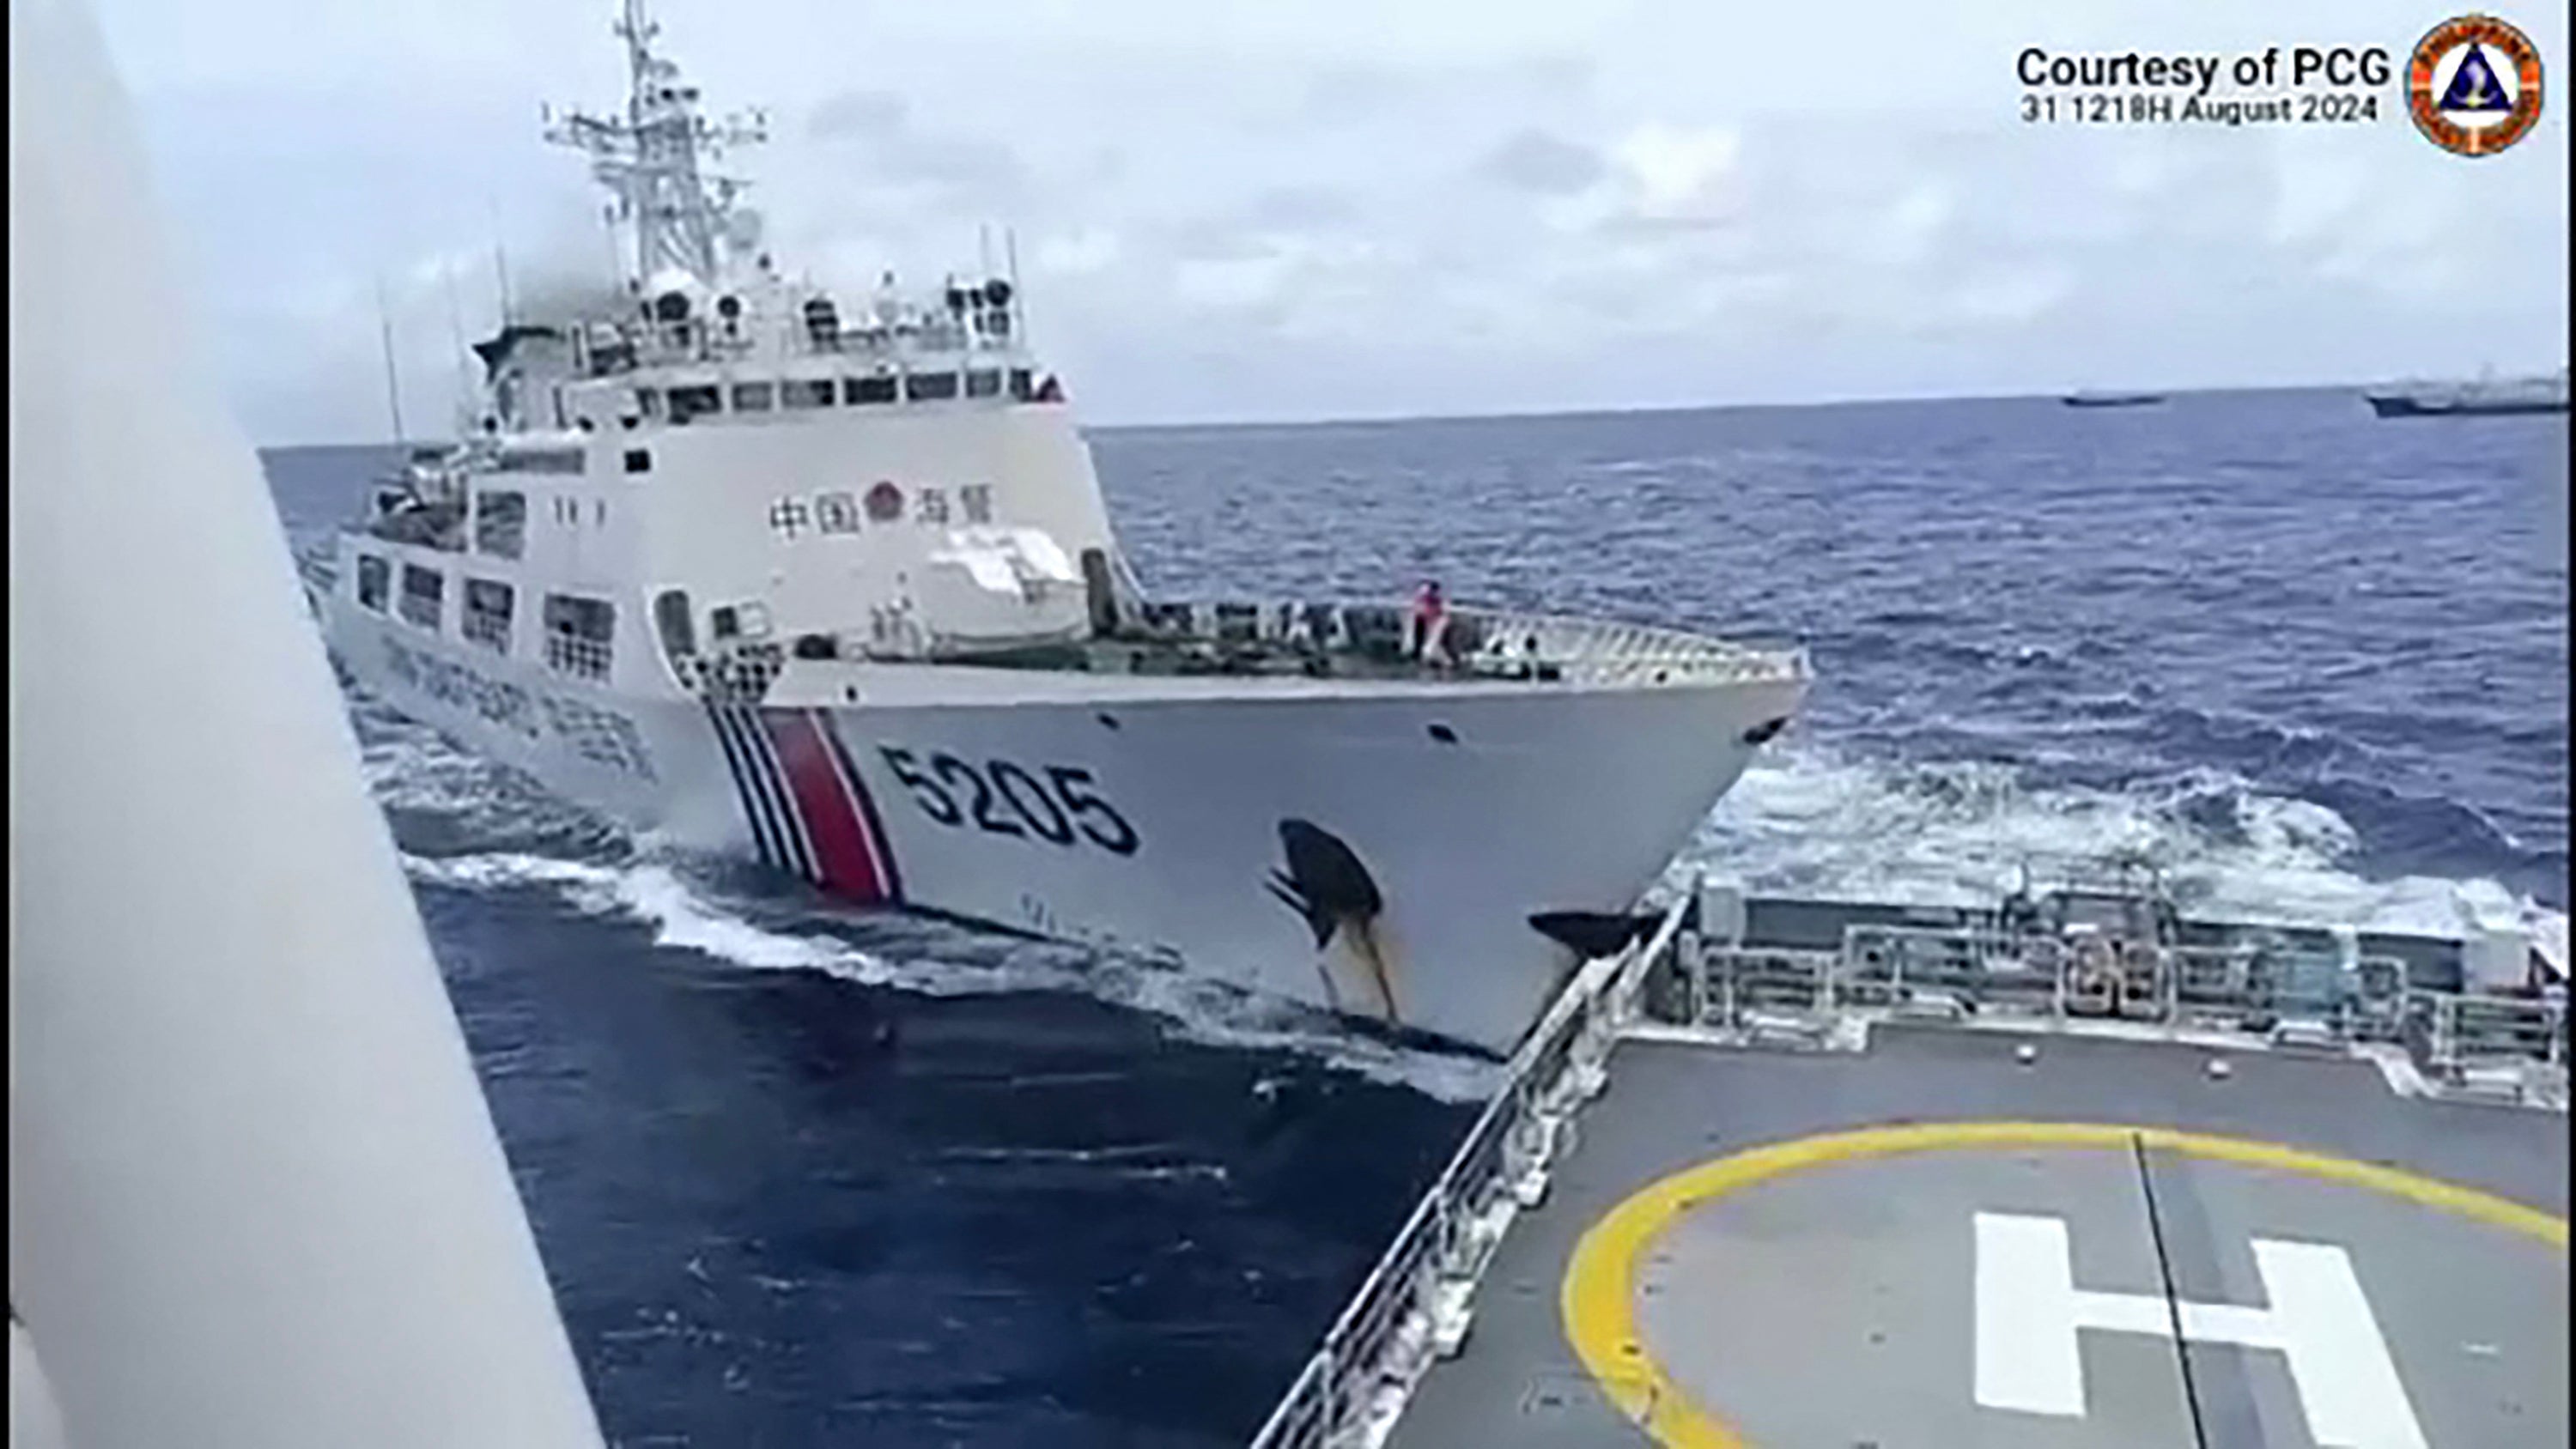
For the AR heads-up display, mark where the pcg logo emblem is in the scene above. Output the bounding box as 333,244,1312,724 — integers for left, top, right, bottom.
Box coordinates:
2408,14,2545,155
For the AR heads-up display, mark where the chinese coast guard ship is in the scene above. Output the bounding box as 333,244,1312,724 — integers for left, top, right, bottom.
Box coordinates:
316,0,1810,1054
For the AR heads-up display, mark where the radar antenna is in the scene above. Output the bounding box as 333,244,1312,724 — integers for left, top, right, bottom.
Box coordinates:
544,0,766,290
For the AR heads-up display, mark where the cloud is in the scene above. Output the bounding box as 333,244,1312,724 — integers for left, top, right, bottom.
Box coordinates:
807,88,907,142
1243,184,1362,230
798,87,1029,205
87,0,2575,440
1601,123,1745,228
1034,227,1121,277
1476,129,1603,195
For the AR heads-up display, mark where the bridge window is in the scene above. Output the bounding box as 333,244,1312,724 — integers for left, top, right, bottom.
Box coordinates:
782,379,836,409
1009,367,1035,401
667,385,720,424
732,381,775,413
542,593,617,680
905,371,959,402
398,563,444,631
845,374,898,405
462,578,515,653
355,554,389,611
965,368,1002,398
474,490,526,559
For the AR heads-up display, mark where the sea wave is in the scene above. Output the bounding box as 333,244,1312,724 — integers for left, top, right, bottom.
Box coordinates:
1680,739,2557,936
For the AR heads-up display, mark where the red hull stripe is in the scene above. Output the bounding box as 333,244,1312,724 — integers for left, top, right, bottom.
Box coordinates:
760,709,893,905
817,717,903,901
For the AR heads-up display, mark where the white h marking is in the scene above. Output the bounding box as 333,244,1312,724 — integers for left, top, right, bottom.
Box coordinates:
1974,1211,2426,1449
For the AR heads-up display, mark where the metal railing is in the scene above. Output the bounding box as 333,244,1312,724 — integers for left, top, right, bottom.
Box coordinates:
1246,898,1687,1449
2407,991,2569,1103
461,609,513,655
543,634,613,682
1674,920,2421,1041
1120,598,1808,689
1664,913,2573,1103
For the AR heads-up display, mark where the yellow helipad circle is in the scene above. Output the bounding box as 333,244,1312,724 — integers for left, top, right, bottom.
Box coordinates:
1560,1120,2569,1448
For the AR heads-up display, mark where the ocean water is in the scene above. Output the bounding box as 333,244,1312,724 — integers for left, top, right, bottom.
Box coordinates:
262,388,2567,1447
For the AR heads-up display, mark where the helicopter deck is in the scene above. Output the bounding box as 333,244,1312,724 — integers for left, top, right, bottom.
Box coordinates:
1248,879,2570,1449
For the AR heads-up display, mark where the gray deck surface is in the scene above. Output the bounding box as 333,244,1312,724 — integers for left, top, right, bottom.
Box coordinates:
1388,1026,2568,1448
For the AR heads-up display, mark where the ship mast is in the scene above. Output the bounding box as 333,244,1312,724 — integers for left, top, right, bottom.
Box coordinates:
544,0,765,291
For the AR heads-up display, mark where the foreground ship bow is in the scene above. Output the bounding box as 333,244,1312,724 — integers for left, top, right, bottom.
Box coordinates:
316,0,1809,1053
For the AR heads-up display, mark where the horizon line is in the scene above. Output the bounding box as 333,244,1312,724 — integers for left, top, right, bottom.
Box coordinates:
252,373,2567,452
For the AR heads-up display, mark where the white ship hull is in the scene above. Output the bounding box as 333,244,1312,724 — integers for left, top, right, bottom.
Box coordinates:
320,594,1802,1052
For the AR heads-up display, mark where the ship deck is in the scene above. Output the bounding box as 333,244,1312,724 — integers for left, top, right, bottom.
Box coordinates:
906,598,1806,692
1246,879,2570,1449
1388,1027,2566,1447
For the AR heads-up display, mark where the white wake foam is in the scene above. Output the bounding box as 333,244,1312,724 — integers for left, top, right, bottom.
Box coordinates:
1680,739,2550,937
398,845,1501,1103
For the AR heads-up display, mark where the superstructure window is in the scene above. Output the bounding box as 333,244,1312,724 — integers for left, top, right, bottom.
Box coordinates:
732,381,775,413
653,589,697,661
474,490,526,559
398,563,444,631
1008,367,1035,401
462,578,515,653
782,379,836,409
624,448,652,474
905,372,959,402
668,385,720,424
493,446,585,476
845,374,898,405
542,593,617,680
965,369,1001,398
708,601,770,642
355,554,390,611
635,388,663,419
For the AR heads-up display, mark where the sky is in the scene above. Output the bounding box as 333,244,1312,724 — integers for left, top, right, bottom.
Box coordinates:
92,0,2573,444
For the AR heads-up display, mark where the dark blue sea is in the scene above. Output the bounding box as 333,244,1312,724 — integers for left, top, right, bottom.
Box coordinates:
261,388,2567,1448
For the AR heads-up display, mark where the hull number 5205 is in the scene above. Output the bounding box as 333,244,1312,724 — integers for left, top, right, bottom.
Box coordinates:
877,746,1139,855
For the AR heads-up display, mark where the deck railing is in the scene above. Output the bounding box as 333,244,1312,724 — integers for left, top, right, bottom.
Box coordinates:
1120,598,1807,688
1244,897,1686,1449
2408,991,2569,1104
1668,912,2566,1106
543,634,613,682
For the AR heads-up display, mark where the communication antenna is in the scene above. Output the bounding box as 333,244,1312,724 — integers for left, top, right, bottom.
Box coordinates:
374,275,406,445
441,261,473,433
488,197,515,324
1004,227,1024,344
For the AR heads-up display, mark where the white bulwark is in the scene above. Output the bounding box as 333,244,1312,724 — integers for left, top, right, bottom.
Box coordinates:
319,0,1810,1054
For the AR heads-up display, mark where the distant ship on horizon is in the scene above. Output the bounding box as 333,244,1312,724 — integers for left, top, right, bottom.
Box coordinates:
2366,367,2567,418
2062,389,2166,409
